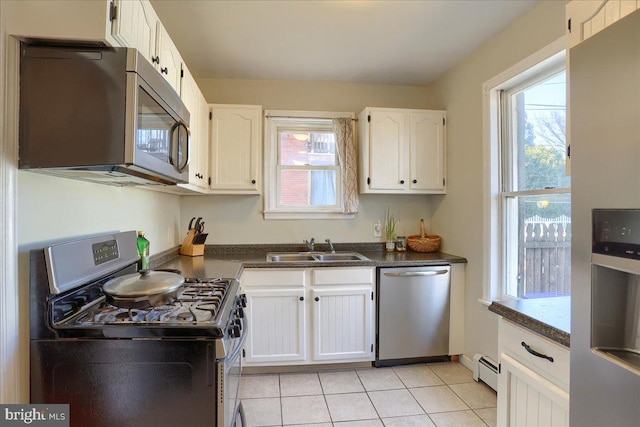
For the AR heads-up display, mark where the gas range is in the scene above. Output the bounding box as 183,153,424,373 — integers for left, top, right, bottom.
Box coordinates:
30,231,247,427
54,277,244,338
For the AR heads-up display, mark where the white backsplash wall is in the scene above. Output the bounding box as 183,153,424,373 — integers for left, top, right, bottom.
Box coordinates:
16,171,182,402
17,172,182,252
180,194,433,245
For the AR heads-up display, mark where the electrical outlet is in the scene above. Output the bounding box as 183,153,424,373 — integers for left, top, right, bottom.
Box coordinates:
373,220,382,238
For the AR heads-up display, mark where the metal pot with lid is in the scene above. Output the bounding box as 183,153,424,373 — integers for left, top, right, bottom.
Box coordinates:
103,269,185,309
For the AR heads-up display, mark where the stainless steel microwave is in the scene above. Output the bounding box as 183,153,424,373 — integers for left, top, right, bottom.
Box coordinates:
19,44,189,186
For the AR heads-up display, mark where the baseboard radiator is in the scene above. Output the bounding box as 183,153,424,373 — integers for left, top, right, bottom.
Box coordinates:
473,353,498,392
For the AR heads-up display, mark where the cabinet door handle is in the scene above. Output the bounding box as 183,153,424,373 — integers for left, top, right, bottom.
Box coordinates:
314,297,320,302
152,56,160,64
161,67,168,75
521,341,554,362
251,179,256,184
413,179,417,184
400,180,405,184
299,296,304,301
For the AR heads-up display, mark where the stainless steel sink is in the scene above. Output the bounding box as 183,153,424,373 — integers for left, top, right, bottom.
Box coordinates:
267,254,316,262
314,253,368,261
266,252,369,263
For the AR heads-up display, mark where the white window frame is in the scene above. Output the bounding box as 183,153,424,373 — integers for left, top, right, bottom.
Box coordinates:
263,110,355,220
482,38,567,303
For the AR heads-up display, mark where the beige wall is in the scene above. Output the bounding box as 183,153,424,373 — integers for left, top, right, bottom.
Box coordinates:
199,78,440,112
431,0,569,362
16,173,181,402
184,79,442,245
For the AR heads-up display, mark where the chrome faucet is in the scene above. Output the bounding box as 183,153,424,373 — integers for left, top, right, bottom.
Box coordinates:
325,239,335,253
304,238,315,251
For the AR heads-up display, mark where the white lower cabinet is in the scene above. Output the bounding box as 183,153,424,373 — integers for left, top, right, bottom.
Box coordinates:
497,319,570,427
243,287,306,364
241,267,375,367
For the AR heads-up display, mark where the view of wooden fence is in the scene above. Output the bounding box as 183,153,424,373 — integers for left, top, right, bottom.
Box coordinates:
521,221,571,298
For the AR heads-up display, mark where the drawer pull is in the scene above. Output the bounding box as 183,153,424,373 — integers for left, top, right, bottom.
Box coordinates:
521,341,554,362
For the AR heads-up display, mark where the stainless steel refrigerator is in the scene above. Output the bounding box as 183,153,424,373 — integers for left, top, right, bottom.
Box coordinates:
570,9,640,427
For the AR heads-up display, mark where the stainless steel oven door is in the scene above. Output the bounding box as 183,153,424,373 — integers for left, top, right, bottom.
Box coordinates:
217,315,247,427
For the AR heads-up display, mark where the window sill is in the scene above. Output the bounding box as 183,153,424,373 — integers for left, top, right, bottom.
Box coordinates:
263,211,356,220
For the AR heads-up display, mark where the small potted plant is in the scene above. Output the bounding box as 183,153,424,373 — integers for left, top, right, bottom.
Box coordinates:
384,207,399,251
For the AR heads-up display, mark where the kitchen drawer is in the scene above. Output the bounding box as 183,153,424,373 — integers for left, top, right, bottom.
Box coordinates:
241,269,305,288
499,319,570,390
312,267,374,286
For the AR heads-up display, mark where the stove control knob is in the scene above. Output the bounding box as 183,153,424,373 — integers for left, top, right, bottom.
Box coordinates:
239,294,247,308
235,307,244,318
228,324,241,338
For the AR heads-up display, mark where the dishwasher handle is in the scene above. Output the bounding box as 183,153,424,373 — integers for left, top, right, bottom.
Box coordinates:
383,270,449,277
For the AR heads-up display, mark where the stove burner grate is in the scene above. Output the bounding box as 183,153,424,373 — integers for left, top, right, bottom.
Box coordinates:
61,277,234,327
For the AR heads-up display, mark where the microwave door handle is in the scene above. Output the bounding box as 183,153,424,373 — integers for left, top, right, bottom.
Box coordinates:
169,122,190,173
177,122,190,172
169,122,179,168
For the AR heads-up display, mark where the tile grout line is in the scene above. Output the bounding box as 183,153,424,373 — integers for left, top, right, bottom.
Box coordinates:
359,368,384,425
242,363,494,427
316,372,335,426
278,373,283,427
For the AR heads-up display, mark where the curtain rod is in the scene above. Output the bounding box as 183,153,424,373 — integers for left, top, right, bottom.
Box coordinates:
265,115,358,121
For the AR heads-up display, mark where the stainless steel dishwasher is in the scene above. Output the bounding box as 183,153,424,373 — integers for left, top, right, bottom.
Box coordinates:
375,265,451,367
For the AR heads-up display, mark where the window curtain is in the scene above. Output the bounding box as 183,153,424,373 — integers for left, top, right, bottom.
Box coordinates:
333,117,359,214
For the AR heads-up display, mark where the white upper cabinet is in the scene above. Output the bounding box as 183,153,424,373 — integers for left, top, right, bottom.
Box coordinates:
178,64,209,191
209,105,262,194
566,0,640,48
134,0,182,94
111,0,155,61
6,1,117,45
117,0,183,93
366,110,406,191
154,22,183,93
359,107,446,194
409,111,446,192
7,0,186,100
194,91,210,189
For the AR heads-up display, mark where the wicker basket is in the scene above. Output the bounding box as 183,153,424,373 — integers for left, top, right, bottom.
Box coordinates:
407,219,441,253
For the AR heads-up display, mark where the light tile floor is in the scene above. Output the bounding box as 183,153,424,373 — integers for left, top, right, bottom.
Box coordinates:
240,362,497,427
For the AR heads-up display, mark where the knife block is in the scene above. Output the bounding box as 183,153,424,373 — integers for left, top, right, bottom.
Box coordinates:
179,230,205,257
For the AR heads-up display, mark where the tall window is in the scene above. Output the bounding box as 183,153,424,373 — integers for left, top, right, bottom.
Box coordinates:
500,65,571,299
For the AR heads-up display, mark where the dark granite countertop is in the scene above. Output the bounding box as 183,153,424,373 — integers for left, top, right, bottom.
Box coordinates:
488,297,571,348
156,257,244,280
154,242,466,275
201,242,465,269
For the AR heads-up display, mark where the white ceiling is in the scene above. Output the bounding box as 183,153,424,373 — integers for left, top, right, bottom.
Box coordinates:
150,0,540,86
